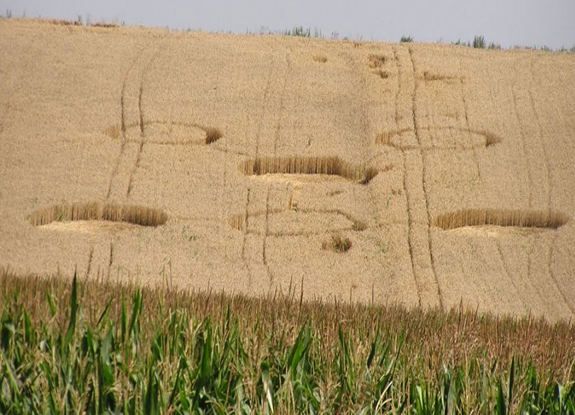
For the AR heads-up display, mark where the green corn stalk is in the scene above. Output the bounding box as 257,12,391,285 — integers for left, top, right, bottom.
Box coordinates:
1,273,575,413
64,271,78,347
496,378,507,415
143,363,160,415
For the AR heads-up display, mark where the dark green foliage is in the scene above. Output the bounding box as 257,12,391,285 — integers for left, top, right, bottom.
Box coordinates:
473,35,486,49
284,26,323,38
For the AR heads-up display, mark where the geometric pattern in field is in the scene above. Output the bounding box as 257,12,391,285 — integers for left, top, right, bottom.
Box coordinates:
1,20,574,320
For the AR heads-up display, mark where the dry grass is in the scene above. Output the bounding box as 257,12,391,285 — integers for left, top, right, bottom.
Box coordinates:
368,54,387,68
228,213,245,231
482,130,502,147
351,220,367,231
375,129,411,146
423,71,456,82
433,209,569,230
91,22,118,29
2,269,574,376
47,19,82,27
373,69,391,79
204,126,223,144
376,131,393,146
327,190,344,196
312,54,328,63
30,202,168,227
241,156,379,184
322,233,352,252
103,124,121,140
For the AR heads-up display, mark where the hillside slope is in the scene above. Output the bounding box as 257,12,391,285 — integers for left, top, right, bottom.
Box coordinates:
1,19,574,320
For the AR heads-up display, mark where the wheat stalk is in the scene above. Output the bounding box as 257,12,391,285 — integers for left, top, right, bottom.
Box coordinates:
433,209,568,230
30,202,168,227
242,156,378,184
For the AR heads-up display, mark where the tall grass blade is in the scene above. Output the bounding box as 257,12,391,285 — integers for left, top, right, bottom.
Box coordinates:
496,379,507,415
261,360,275,413
287,322,311,377
508,356,514,413
144,364,159,415
65,271,78,346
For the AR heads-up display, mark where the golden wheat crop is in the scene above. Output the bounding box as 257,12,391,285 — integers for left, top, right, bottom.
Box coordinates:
433,208,568,230
1,19,574,320
241,156,378,184
30,202,167,227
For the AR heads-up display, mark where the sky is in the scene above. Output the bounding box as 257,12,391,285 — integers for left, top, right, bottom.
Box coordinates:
1,0,574,49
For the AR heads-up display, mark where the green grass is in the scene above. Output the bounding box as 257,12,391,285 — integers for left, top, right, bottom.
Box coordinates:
1,269,574,413
284,26,324,38
473,35,486,49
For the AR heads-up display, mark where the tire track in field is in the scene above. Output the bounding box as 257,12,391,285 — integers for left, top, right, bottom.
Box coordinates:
551,78,575,317
511,58,533,209
106,49,141,201
262,187,272,282
407,46,444,310
528,58,551,216
393,46,421,307
548,233,574,315
85,245,94,280
127,40,166,198
509,57,547,314
344,47,388,301
458,57,482,180
479,58,532,316
107,242,114,279
393,48,401,126
347,50,380,226
241,53,275,283
233,207,366,237
526,58,562,314
214,67,230,223
263,50,292,286
528,59,573,316
106,39,165,202
241,188,252,285
495,239,528,314
524,235,547,312
401,151,420,306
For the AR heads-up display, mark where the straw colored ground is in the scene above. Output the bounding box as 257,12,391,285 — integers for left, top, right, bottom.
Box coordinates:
1,19,574,321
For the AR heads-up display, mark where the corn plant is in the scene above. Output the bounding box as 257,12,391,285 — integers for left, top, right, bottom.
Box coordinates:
1,271,575,414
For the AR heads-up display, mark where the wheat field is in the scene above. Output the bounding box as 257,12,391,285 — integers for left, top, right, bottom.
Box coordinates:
1,19,574,320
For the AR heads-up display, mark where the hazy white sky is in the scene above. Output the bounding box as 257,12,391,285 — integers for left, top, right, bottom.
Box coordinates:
1,0,574,48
